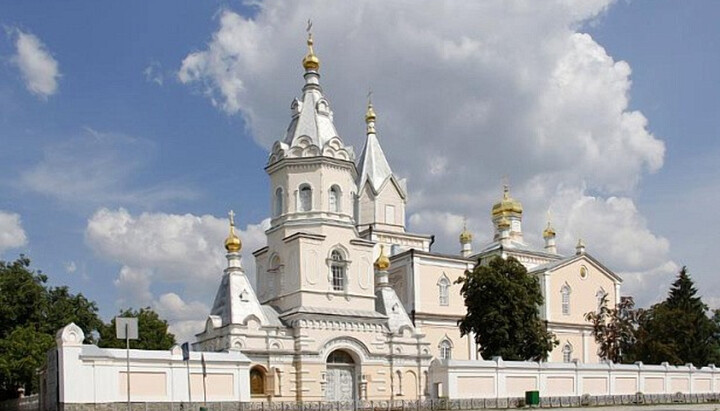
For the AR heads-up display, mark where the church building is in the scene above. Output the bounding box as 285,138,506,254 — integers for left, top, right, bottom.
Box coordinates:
193,31,623,402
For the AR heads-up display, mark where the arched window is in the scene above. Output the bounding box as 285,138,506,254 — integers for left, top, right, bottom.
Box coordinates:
327,350,354,364
274,187,284,217
439,339,452,360
561,284,571,316
437,276,450,306
562,343,573,363
299,185,312,212
250,366,266,395
330,250,346,292
329,185,341,213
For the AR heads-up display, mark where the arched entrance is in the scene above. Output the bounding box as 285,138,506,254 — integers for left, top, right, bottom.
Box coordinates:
325,350,356,401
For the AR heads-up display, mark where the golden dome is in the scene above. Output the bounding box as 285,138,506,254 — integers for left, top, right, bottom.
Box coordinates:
224,210,242,253
374,245,390,271
491,185,523,217
302,33,320,71
543,221,556,238
365,102,376,123
459,222,473,244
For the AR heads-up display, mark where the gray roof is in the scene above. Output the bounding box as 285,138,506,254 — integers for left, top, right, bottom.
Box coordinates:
357,132,395,193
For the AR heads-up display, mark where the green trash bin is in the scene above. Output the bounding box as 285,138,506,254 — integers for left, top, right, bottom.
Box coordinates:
525,390,540,406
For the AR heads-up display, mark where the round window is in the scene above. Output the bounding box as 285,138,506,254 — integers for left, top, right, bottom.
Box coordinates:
580,266,588,279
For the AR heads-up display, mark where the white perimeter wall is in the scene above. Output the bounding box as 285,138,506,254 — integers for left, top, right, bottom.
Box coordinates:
429,358,720,399
53,323,251,404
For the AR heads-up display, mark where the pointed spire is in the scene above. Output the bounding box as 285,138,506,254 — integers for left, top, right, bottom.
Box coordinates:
224,210,242,253
357,99,397,193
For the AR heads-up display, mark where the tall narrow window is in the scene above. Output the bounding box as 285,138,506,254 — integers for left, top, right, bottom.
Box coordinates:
250,367,266,395
330,250,345,291
329,186,340,213
438,276,450,306
562,343,573,363
299,185,312,212
439,340,452,360
274,187,284,217
561,285,571,316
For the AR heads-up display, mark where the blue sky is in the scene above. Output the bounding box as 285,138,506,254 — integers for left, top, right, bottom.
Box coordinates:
1,1,718,340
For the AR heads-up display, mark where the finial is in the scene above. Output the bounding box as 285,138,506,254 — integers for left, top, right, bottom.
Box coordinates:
374,244,391,271
459,217,473,244
224,209,242,253
302,20,320,71
503,184,510,200
543,210,556,238
365,90,377,133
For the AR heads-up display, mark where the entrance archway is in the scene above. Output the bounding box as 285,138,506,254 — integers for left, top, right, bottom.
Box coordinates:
325,350,356,401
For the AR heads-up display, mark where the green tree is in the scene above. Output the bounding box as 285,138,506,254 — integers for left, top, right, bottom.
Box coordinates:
630,267,720,366
585,295,641,363
0,256,102,399
98,307,176,350
456,256,557,361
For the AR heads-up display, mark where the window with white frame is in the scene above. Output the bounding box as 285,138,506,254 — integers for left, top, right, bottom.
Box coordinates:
439,339,452,360
438,276,450,306
274,187,284,217
329,185,340,213
562,343,573,363
299,185,312,212
561,284,571,316
330,250,345,291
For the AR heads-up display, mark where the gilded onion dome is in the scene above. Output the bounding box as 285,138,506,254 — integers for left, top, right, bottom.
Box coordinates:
365,101,377,123
224,210,242,253
302,33,320,71
459,222,473,244
543,221,556,238
491,185,523,217
374,245,391,271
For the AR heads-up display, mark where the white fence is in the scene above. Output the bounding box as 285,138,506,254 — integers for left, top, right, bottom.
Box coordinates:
428,357,720,399
45,323,251,408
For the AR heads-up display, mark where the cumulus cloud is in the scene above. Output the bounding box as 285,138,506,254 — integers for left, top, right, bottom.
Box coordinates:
153,292,209,342
0,211,27,254
179,1,672,304
86,208,269,337
20,127,197,209
11,28,60,99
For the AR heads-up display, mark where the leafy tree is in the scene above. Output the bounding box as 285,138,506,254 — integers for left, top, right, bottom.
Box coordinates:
585,295,641,363
0,256,102,399
630,267,720,366
98,307,176,350
456,256,557,361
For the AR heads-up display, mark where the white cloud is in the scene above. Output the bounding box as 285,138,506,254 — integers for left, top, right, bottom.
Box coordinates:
11,28,60,98
0,211,27,254
64,261,77,274
86,208,269,337
153,292,208,342
179,1,673,305
143,61,164,86
20,127,197,209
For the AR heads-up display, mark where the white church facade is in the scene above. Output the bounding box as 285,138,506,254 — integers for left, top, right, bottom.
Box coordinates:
191,32,623,402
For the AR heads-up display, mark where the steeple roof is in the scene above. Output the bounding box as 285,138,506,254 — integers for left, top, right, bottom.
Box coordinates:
356,102,405,196
276,32,353,161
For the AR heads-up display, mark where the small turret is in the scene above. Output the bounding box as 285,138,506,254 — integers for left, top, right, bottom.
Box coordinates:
491,184,524,243
575,238,586,255
543,220,557,254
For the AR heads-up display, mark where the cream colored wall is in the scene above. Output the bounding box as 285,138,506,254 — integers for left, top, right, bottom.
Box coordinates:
372,182,405,230
546,259,617,325
414,262,468,317
357,184,375,227
419,321,472,360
